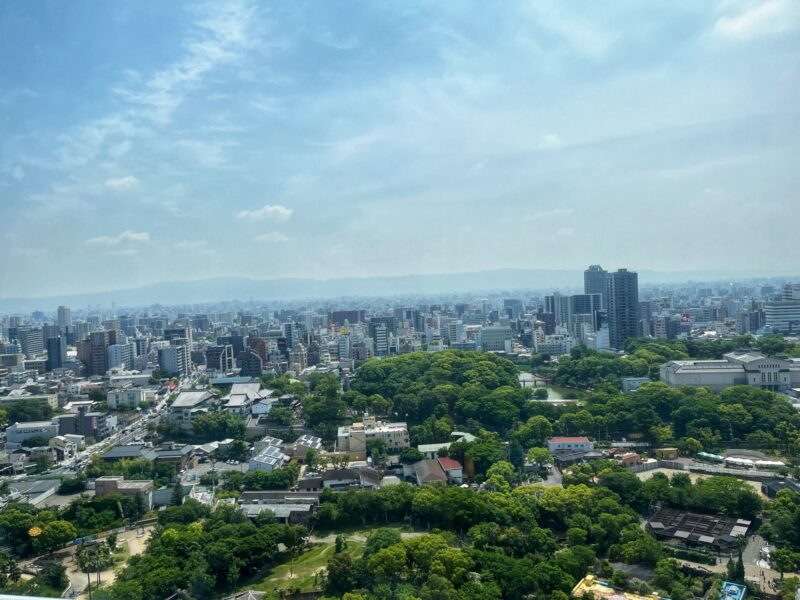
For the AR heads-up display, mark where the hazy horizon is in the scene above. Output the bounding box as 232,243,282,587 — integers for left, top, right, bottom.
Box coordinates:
2,0,799,298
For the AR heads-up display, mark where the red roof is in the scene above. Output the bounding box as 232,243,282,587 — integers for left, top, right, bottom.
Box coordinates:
437,457,462,471
548,436,590,443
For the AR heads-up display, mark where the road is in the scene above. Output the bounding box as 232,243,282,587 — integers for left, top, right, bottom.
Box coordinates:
30,371,201,480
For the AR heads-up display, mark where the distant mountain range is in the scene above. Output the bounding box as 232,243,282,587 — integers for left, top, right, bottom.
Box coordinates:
0,268,795,312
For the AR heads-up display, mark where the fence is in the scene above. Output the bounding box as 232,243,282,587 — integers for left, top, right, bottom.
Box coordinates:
626,460,686,474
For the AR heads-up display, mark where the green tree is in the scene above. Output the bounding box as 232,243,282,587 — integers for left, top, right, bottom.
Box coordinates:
527,447,553,469
327,551,358,594
38,520,78,554
773,548,798,580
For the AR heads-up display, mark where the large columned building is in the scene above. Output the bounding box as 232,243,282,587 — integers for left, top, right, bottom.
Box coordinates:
660,351,800,393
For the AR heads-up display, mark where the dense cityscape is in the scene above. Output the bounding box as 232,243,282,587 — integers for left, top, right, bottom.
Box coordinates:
2,0,799,599
0,268,798,599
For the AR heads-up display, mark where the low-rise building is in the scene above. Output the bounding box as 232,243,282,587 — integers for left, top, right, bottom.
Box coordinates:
169,390,215,430
0,394,59,411
94,475,154,510
337,416,410,453
547,436,594,454
321,466,381,491
249,445,289,473
661,351,800,393
107,388,147,410
290,434,323,459
5,420,60,445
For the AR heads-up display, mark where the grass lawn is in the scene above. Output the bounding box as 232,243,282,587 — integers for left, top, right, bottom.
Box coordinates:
250,539,365,594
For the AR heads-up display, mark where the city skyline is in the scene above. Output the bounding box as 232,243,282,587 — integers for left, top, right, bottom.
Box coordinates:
2,0,799,297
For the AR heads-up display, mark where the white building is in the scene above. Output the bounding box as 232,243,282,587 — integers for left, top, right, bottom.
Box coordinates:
158,344,189,377
765,285,800,334
6,420,60,445
249,445,289,473
547,436,594,453
479,326,512,352
107,388,147,410
107,341,135,371
337,416,410,453
660,351,800,393
535,333,575,356
168,391,215,430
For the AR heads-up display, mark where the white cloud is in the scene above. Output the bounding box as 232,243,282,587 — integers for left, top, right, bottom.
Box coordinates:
538,134,563,150
174,239,216,255
524,208,573,221
714,0,800,40
114,0,259,125
236,204,293,221
256,231,290,242
86,230,150,245
104,175,139,190
11,166,24,180
107,248,141,257
555,228,575,236
108,140,132,158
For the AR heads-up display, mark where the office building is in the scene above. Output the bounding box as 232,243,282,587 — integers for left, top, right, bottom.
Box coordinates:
371,323,389,356
584,265,608,308
606,268,640,350
57,306,72,328
15,327,44,359
107,340,135,370
77,330,111,376
479,325,512,352
239,349,263,377
764,284,800,334
206,345,235,372
544,293,571,327
45,336,67,371
158,344,188,376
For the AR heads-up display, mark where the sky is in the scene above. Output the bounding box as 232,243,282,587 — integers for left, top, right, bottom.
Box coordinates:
1,0,799,298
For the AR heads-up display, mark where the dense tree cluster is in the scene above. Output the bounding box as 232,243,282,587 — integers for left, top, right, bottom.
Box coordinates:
312,478,691,599
554,336,800,390
350,351,530,438
93,502,303,600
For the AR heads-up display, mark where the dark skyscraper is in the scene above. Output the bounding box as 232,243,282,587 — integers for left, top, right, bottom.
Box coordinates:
584,265,608,308
607,268,640,350
46,336,67,371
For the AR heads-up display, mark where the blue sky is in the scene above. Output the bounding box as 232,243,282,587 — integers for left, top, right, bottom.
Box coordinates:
1,0,799,297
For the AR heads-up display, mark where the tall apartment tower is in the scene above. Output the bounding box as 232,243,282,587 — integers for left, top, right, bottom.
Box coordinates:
606,268,640,350
584,265,608,309
46,336,67,371
57,306,72,328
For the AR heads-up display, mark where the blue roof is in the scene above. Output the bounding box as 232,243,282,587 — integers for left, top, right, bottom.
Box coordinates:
211,376,256,385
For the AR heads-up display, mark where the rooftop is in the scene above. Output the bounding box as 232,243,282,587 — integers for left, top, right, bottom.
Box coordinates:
172,390,214,408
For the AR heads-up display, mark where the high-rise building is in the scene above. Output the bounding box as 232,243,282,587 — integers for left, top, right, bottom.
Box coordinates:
45,336,67,371
158,344,188,376
371,323,389,356
607,268,640,350
764,284,800,334
544,293,571,327
108,341,135,370
57,306,72,328
15,327,44,358
584,265,608,309
239,349,263,377
206,345,235,372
